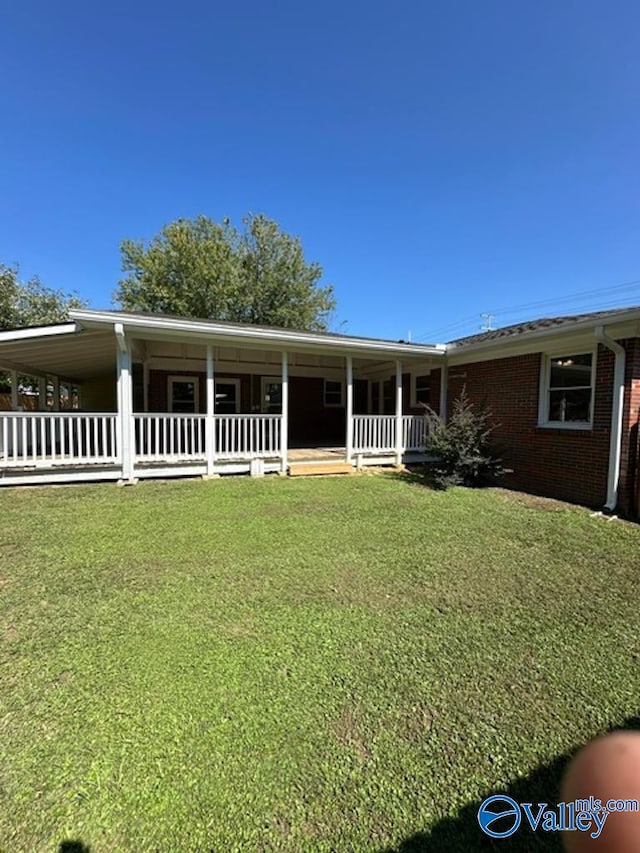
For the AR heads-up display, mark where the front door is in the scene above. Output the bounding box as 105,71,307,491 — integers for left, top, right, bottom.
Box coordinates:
261,377,282,414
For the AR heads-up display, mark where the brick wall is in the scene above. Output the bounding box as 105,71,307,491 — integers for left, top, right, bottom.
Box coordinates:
431,345,624,509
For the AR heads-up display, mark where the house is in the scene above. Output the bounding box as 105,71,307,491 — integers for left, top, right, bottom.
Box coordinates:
0,309,443,483
0,306,639,517
441,306,640,517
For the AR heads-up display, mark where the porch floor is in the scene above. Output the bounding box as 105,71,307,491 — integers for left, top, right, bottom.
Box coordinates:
287,447,347,463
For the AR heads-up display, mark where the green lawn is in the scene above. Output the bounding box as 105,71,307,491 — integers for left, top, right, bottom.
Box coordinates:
1,474,639,853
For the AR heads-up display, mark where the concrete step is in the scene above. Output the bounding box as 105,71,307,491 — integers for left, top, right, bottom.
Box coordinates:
288,461,354,477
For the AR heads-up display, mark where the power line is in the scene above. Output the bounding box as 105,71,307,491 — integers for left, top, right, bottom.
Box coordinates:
485,278,640,317
416,277,640,342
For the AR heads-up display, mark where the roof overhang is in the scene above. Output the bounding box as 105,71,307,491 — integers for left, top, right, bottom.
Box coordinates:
0,322,118,382
0,310,444,381
70,309,446,360
446,308,640,365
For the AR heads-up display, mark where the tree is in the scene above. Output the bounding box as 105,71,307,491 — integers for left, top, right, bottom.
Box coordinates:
0,264,87,331
115,214,336,331
0,264,87,397
423,387,504,489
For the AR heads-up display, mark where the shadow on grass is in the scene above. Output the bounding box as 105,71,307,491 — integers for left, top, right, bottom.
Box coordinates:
58,841,91,853
387,466,436,488
380,716,640,853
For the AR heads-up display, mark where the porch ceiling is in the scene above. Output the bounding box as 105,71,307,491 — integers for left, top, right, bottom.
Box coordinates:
0,309,444,384
0,328,116,382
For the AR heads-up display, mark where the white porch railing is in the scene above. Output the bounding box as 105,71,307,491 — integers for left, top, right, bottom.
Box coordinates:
133,413,282,462
0,412,118,468
353,415,396,452
352,414,427,454
0,411,422,475
216,414,281,458
402,414,428,451
134,414,207,462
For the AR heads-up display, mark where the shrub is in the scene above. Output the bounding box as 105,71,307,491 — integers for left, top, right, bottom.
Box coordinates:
423,387,504,489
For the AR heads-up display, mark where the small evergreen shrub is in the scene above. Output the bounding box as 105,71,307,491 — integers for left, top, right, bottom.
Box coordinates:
423,387,504,489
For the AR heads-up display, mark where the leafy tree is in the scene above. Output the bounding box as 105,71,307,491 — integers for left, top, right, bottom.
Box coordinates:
423,387,504,489
115,214,336,331
0,264,86,331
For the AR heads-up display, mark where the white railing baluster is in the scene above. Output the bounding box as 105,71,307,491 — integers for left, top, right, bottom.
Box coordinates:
351,414,425,454
0,413,118,468
0,412,289,470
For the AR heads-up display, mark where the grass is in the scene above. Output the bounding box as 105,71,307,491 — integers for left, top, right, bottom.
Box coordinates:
0,473,639,853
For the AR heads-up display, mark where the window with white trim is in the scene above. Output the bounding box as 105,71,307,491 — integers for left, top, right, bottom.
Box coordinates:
412,373,431,407
168,376,199,413
324,379,344,407
539,353,594,427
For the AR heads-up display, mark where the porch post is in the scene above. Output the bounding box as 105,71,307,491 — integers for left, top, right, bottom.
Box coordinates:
10,370,18,409
346,355,353,463
439,362,448,423
395,359,403,465
205,344,215,476
281,351,288,473
115,324,135,482
52,377,60,412
38,377,47,410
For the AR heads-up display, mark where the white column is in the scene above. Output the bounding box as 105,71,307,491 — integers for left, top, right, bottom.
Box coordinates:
52,377,60,412
281,351,289,473
116,325,135,482
395,360,403,465
205,345,215,476
346,355,353,463
38,377,47,410
10,370,18,409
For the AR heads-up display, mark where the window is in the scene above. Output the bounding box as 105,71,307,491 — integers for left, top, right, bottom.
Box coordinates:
261,377,282,414
539,353,594,427
168,376,199,413
216,379,240,414
412,373,431,407
324,379,344,407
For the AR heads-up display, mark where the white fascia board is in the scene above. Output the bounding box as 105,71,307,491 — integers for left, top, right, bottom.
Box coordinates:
70,309,446,360
446,315,640,364
0,322,79,343
446,333,598,366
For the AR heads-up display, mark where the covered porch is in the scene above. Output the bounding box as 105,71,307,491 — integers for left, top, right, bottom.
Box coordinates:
0,310,445,486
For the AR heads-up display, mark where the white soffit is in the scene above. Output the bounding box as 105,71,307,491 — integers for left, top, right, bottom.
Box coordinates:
0,329,116,380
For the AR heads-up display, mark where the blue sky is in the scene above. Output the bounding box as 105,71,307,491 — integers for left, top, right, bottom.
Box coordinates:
1,0,639,341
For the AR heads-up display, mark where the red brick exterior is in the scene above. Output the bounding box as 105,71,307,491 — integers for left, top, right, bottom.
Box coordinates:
432,338,640,514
